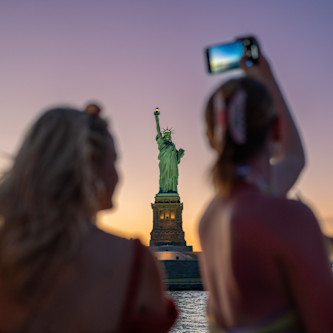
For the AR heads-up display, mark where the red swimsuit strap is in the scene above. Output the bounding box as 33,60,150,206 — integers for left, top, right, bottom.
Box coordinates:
119,239,144,326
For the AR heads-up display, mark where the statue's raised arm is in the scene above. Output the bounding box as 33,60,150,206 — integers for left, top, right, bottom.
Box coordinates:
154,107,162,138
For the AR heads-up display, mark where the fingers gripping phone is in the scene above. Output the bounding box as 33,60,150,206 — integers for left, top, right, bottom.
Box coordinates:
205,37,259,74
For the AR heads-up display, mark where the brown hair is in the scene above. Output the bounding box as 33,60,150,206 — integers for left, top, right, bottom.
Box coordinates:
205,77,276,196
0,106,110,300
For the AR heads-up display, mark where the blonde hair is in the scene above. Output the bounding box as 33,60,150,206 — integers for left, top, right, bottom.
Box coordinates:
0,107,110,299
205,77,276,196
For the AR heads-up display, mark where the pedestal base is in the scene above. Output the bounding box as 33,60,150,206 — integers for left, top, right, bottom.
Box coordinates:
150,194,187,247
150,245,193,252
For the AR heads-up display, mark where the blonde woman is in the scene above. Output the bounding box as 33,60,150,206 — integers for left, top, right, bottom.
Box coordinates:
0,105,177,332
199,41,333,332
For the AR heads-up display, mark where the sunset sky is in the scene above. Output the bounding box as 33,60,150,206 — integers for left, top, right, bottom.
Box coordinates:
1,1,333,250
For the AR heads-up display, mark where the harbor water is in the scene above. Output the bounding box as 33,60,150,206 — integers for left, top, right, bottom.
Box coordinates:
169,290,209,333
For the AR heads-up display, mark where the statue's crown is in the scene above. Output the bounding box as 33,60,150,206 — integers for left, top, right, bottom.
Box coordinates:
162,127,174,135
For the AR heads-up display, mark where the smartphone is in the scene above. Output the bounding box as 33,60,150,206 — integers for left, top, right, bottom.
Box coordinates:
205,37,259,74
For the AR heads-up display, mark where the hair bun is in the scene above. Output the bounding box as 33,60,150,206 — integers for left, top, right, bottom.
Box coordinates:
85,103,102,115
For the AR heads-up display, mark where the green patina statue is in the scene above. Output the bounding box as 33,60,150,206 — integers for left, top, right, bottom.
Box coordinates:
154,107,184,194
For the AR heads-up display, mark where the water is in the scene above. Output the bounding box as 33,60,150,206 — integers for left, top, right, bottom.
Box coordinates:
169,290,209,333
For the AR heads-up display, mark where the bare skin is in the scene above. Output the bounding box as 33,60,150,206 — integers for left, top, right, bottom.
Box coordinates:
200,178,333,331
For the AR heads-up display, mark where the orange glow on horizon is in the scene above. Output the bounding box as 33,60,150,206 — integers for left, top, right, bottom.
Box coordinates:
97,209,333,254
97,210,202,251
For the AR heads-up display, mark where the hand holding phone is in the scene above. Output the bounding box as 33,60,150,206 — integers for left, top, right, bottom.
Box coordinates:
205,36,260,74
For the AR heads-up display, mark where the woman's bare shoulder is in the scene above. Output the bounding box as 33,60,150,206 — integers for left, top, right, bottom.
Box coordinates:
81,226,135,268
199,196,225,224
261,196,318,228
274,198,323,243
245,195,324,253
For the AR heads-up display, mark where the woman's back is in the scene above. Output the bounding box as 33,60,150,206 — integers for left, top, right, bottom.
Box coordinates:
27,226,134,332
0,225,175,333
200,184,289,327
200,182,333,331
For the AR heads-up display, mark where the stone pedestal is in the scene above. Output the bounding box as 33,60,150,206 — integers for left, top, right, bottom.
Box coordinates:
149,193,201,290
150,193,191,251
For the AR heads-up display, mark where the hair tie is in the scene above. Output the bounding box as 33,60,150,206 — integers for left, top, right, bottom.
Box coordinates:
228,90,246,144
85,103,102,115
213,91,227,150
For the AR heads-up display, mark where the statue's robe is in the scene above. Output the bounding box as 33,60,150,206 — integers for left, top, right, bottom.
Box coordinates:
156,135,181,193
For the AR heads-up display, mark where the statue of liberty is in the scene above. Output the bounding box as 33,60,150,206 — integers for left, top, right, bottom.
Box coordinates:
154,107,184,194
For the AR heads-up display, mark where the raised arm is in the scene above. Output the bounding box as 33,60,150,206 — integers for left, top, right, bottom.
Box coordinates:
154,107,162,137
241,47,305,196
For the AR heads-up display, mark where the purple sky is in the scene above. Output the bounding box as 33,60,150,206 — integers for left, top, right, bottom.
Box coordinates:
1,1,333,249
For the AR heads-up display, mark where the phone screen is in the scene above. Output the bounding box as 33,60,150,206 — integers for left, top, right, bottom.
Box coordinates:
205,38,259,74
206,40,244,73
